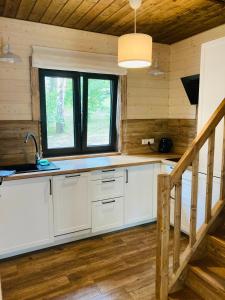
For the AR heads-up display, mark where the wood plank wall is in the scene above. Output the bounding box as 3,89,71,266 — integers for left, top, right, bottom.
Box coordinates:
0,121,40,165
122,119,196,155
2,17,224,163
169,23,225,119
0,17,170,121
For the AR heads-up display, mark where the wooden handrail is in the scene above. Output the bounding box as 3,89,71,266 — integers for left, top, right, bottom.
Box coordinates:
156,98,225,300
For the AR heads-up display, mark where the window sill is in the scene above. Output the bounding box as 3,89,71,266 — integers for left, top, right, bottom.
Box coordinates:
47,152,121,162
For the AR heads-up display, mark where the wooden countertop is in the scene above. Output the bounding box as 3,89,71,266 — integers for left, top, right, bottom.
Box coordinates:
4,153,180,181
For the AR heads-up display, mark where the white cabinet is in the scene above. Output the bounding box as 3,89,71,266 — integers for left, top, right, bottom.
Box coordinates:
92,198,124,233
53,173,91,236
0,177,53,255
124,164,155,225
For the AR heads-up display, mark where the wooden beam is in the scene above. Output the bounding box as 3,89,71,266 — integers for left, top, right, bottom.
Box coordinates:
29,57,40,121
156,173,171,300
189,153,199,246
0,277,2,300
205,130,215,223
220,118,225,201
173,179,182,272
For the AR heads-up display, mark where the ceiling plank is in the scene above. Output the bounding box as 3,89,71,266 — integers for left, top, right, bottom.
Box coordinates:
92,1,131,33
78,0,128,32
3,0,21,17
41,0,68,24
63,0,99,28
51,0,83,26
28,0,52,22
73,0,115,30
0,0,6,15
16,0,37,19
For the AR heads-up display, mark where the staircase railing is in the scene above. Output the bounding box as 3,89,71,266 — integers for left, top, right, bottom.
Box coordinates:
156,98,225,300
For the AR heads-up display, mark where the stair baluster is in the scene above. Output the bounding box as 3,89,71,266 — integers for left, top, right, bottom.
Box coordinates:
156,99,225,300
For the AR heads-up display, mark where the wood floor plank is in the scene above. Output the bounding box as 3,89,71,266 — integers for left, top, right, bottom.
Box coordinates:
0,223,188,300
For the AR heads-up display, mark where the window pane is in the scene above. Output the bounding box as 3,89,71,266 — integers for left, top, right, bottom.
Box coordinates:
87,79,112,146
45,77,74,149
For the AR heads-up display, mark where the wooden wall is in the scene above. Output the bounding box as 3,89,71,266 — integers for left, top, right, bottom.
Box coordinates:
1,17,223,163
127,44,170,119
169,23,225,119
0,17,170,121
0,121,40,165
122,119,196,155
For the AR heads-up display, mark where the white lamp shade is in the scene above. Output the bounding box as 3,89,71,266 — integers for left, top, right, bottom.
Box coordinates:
118,33,152,68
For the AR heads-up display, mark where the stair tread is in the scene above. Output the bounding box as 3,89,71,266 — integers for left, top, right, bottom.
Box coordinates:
211,223,225,241
169,287,203,300
208,233,225,249
189,255,225,294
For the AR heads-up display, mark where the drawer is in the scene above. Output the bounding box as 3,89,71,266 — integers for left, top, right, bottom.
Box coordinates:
89,168,124,181
89,176,124,201
92,197,124,233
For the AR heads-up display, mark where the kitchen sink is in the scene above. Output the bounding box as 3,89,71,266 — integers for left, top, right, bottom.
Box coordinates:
0,162,60,174
166,158,181,163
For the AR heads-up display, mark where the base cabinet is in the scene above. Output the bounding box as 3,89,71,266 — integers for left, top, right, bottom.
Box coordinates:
52,173,91,236
124,164,155,225
0,177,53,255
1,163,159,258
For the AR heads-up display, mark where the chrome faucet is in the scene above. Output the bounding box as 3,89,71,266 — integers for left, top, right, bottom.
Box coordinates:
24,132,41,164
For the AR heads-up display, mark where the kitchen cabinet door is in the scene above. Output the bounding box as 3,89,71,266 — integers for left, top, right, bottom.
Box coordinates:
124,164,154,225
53,173,91,236
0,177,53,256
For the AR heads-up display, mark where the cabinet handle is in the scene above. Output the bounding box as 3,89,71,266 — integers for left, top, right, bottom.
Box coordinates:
126,169,128,184
101,179,116,183
49,178,52,196
102,200,116,204
102,169,115,173
65,174,81,178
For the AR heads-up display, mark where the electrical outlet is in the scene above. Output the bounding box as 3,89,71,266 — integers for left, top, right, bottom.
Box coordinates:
149,138,154,145
142,138,155,145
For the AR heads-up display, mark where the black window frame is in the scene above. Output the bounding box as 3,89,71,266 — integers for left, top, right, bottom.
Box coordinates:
39,69,118,157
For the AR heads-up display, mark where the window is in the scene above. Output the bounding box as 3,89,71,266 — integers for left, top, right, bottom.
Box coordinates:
39,69,118,157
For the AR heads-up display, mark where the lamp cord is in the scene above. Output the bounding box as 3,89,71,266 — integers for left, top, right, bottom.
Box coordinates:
134,9,137,33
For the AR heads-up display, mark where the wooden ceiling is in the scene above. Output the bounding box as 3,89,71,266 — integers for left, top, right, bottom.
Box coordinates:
1,0,225,44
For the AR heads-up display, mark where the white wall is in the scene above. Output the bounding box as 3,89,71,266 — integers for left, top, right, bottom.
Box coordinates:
0,17,170,121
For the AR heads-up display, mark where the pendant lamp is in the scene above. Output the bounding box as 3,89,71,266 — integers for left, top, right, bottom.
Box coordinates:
118,0,152,68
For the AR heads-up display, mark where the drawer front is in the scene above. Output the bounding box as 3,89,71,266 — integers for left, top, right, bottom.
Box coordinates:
89,177,124,201
92,197,124,233
89,168,124,181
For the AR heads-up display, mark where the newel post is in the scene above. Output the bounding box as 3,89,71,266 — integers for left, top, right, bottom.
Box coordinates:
156,173,171,300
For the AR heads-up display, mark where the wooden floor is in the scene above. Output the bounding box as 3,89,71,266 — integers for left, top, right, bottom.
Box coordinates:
0,224,187,300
